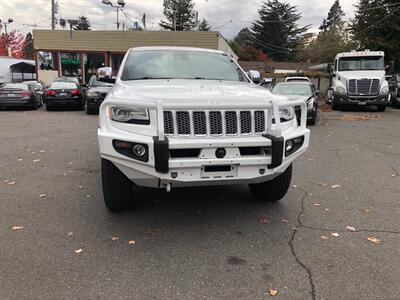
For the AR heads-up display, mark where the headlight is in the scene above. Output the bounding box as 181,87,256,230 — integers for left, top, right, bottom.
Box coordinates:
335,86,346,94
86,91,100,98
109,106,150,124
279,107,295,121
380,85,389,94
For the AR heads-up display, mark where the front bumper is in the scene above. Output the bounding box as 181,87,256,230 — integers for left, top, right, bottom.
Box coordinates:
86,97,104,110
98,99,310,188
333,93,389,106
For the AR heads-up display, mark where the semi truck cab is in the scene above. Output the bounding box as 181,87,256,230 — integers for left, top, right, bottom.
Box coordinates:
331,50,389,111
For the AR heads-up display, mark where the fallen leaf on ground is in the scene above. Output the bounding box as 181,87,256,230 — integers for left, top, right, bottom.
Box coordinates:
12,225,24,231
67,232,74,236
39,194,47,198
128,240,136,245
39,150,45,153
320,235,330,240
17,158,23,161
331,232,340,238
269,288,278,297
282,219,289,223
331,184,341,189
7,181,16,185
366,236,381,245
362,208,373,213
68,162,74,165
308,156,317,161
78,185,83,189
111,237,119,241
324,208,330,212
85,195,91,198
260,218,271,224
292,185,298,188
341,113,381,122
75,249,83,254
319,182,327,187
33,159,41,163
314,203,321,206
346,226,356,232
144,229,152,235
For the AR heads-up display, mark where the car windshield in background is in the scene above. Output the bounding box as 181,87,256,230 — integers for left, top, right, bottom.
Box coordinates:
272,83,312,96
1,83,29,90
89,76,113,87
24,82,42,89
338,56,384,71
121,50,246,82
55,77,79,83
50,82,78,89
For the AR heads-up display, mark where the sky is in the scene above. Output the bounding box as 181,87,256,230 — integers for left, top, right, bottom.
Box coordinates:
0,0,359,38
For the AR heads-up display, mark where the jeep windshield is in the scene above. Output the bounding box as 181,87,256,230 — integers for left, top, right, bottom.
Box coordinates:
121,50,247,82
338,56,384,71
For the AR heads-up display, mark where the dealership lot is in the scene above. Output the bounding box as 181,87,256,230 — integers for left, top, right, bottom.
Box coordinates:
1,107,400,299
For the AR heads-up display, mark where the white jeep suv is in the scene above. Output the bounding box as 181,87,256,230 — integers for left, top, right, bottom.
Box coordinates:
98,47,310,211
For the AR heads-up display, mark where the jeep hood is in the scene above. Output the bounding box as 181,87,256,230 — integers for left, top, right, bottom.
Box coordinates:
110,79,275,105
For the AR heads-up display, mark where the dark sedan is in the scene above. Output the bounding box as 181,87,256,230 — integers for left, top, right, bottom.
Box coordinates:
85,76,113,114
0,83,40,110
45,81,85,111
23,81,46,106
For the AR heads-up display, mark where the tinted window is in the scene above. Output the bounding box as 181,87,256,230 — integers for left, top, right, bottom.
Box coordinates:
338,56,384,71
272,83,312,96
1,83,30,90
89,76,113,87
121,50,246,82
50,82,78,89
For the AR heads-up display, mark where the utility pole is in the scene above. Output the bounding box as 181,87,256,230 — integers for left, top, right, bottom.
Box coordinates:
51,0,55,30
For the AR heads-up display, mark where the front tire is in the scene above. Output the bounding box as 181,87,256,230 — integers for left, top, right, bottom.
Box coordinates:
332,101,341,111
101,158,134,212
377,105,386,112
249,164,292,202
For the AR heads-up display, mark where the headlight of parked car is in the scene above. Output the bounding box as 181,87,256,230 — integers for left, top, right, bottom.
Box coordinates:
279,107,295,121
109,106,150,125
335,86,346,94
380,85,389,94
86,91,100,98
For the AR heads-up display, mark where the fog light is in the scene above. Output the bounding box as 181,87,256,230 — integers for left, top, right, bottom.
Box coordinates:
285,140,294,152
133,144,146,157
114,141,131,149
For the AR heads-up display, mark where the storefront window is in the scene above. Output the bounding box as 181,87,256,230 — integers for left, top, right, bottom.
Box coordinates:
61,52,81,77
38,51,58,71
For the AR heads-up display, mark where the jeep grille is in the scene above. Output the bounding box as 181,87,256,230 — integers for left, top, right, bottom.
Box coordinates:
163,110,265,137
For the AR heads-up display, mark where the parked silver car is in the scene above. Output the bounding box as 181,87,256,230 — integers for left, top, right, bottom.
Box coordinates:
272,82,319,125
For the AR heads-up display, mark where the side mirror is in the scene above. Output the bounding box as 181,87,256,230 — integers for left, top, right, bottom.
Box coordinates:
315,90,321,96
248,70,261,84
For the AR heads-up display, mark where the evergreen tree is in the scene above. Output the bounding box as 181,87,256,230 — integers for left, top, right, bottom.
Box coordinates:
251,0,308,61
159,0,196,31
22,32,34,59
351,0,400,69
198,19,211,31
73,16,91,30
319,0,345,31
306,0,353,62
234,28,252,48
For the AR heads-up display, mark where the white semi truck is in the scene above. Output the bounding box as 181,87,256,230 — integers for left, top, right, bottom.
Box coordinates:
331,50,389,111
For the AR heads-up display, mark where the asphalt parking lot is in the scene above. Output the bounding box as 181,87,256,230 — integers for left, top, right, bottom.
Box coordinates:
1,106,400,300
